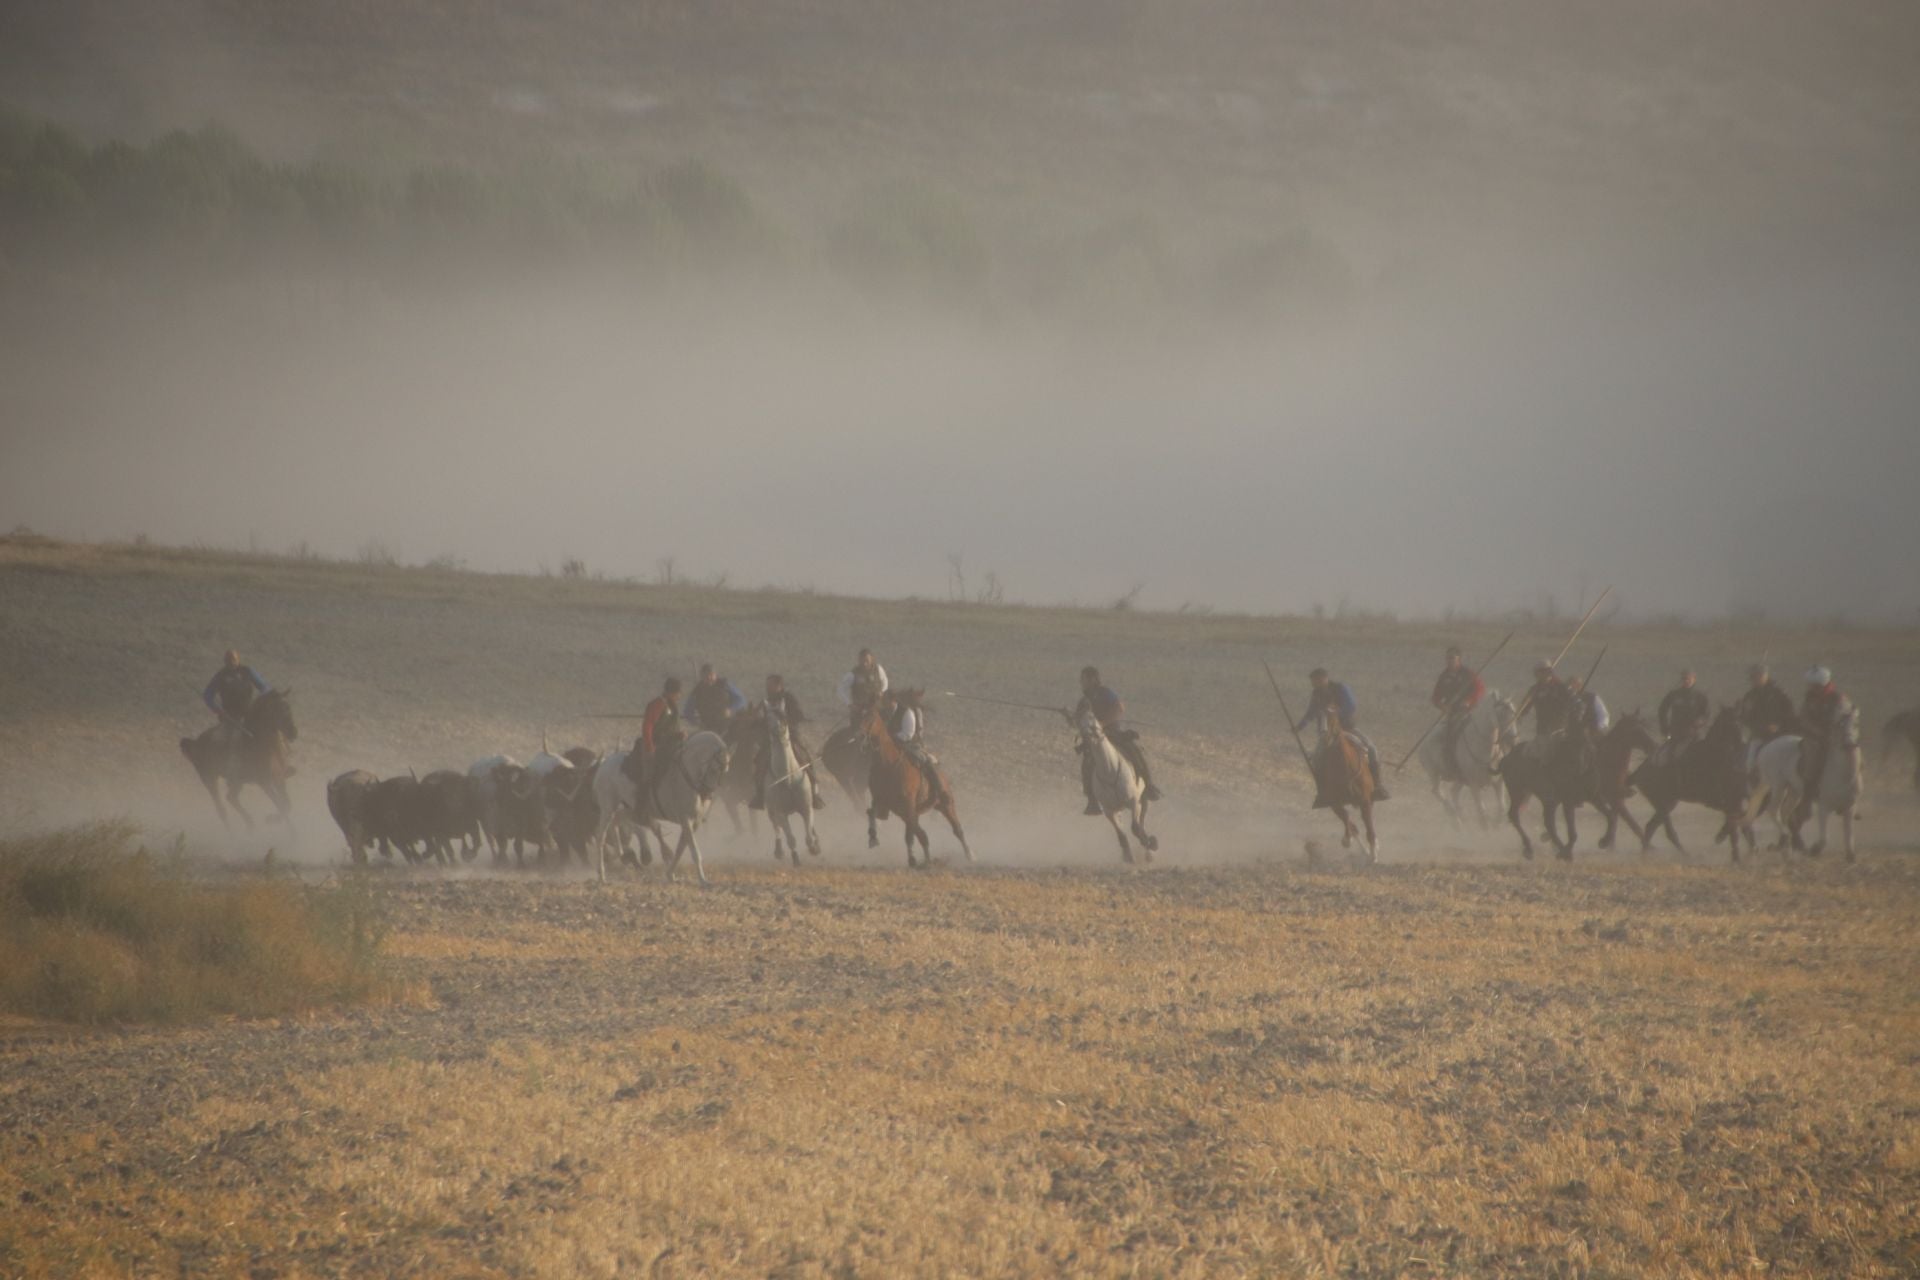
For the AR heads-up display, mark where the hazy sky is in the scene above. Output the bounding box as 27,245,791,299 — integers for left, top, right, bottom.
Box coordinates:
4,2,1917,621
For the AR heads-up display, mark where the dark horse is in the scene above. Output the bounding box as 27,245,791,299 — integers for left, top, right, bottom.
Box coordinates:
1497,730,1596,861
180,689,297,831
1593,712,1660,850
821,706,874,809
1630,706,1756,861
1883,709,1920,792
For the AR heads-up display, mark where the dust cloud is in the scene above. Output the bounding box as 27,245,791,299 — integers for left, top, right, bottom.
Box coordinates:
3,0,1917,621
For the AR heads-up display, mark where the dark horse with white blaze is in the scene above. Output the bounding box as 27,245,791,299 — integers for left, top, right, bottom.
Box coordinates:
821,706,874,809
180,689,297,830
1630,707,1757,861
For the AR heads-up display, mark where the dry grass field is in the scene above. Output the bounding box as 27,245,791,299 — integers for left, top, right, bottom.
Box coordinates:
3,536,1919,1277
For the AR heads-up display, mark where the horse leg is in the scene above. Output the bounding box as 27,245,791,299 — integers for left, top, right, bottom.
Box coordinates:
935,796,973,863
867,804,880,850
227,786,256,831
1507,787,1536,861
1132,800,1158,857
1360,798,1377,863
1557,804,1578,861
1808,804,1827,858
1842,806,1855,862
1106,809,1133,864
1662,811,1686,858
902,816,921,869
682,824,710,887
197,771,233,831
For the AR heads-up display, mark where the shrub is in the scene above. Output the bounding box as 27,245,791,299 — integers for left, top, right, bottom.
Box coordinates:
0,823,402,1024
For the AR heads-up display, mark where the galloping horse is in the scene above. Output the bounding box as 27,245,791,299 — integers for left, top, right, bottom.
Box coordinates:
1496,730,1595,861
861,705,972,868
1631,707,1756,860
1882,709,1920,792
821,708,874,808
1075,708,1157,864
1592,712,1659,850
602,731,731,885
763,712,823,865
716,711,763,836
1417,695,1514,828
180,689,297,831
1311,708,1377,861
1748,709,1864,860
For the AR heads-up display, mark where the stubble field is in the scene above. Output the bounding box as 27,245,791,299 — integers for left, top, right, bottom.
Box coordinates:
2,536,1918,1277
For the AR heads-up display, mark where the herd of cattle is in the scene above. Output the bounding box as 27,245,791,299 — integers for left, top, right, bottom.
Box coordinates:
326,745,645,868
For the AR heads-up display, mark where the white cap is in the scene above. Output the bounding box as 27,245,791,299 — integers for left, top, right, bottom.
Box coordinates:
1533,658,1555,672
1804,665,1832,686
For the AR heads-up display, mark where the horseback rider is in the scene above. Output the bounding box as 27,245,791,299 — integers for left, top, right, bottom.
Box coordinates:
750,673,826,812
1737,664,1796,779
880,688,952,807
203,649,271,773
1566,675,1609,738
622,676,684,789
1073,666,1162,814
1796,666,1856,792
837,649,889,721
1523,660,1577,743
1430,645,1486,769
682,664,748,732
1652,669,1711,767
1294,668,1387,797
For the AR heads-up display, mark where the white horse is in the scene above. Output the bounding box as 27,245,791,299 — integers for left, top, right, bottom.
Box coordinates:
1747,715,1863,860
590,751,658,870
1076,709,1158,864
1417,694,1515,828
599,731,731,886
763,713,823,865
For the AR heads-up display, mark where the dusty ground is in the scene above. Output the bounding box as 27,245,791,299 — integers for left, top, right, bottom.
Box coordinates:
3,537,1919,1276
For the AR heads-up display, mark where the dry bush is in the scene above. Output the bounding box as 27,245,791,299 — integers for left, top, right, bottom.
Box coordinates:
0,823,401,1023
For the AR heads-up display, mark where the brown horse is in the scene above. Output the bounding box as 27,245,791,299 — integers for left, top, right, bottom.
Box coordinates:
861,703,973,868
1311,711,1377,861
180,689,297,831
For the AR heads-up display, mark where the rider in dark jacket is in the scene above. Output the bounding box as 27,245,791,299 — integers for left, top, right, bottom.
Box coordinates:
1431,645,1486,765
682,664,748,732
203,650,270,771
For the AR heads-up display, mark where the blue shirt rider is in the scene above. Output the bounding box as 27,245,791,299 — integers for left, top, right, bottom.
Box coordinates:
1294,668,1387,796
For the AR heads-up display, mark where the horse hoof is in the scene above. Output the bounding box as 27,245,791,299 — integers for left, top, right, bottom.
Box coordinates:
1145,835,1160,853
868,835,880,850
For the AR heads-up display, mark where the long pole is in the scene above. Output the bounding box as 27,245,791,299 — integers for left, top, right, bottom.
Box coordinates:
1262,661,1317,772
1510,585,1615,723
940,691,1065,715
1393,628,1515,771
941,690,1158,729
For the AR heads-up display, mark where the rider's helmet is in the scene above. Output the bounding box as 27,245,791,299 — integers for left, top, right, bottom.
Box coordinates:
1748,664,1768,681
1533,659,1554,676
1309,667,1329,683
1080,666,1100,685
1804,665,1832,687
1445,645,1463,660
